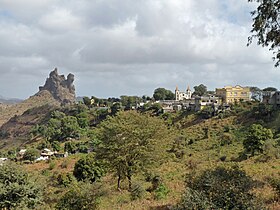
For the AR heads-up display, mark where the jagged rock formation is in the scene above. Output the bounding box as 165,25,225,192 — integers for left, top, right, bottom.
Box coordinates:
39,68,75,104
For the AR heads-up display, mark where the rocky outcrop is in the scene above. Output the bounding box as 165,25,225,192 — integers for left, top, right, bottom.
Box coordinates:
39,68,76,104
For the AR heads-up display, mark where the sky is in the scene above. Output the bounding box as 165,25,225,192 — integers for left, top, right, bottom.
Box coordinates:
0,0,279,99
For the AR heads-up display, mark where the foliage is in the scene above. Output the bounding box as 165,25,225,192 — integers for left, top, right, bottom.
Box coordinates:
73,153,106,182
55,173,77,187
243,124,273,156
153,87,175,100
193,84,207,96
55,182,103,210
154,184,170,200
23,148,40,162
248,0,280,67
96,111,172,190
130,182,145,200
263,87,278,92
180,166,261,210
174,187,215,210
0,162,44,209
64,141,77,154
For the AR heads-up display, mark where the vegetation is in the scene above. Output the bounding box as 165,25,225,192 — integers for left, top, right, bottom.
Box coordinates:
176,166,262,210
1,99,280,209
153,87,175,100
243,124,273,156
248,0,280,67
0,162,44,209
96,111,172,190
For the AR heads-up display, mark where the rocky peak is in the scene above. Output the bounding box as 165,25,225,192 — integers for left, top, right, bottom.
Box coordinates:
39,68,76,104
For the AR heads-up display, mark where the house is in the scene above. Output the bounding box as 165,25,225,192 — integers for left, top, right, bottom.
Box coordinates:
216,85,251,104
194,95,222,111
41,148,54,157
263,91,280,106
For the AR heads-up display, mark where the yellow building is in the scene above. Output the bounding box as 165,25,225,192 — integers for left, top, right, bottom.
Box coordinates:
215,85,250,104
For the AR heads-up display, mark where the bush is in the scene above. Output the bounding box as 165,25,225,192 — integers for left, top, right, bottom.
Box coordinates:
73,154,106,182
177,166,262,209
0,162,44,209
130,182,145,200
56,182,103,210
23,148,40,162
154,184,169,200
174,187,215,210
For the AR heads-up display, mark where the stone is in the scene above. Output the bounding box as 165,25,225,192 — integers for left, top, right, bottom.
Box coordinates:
39,68,76,104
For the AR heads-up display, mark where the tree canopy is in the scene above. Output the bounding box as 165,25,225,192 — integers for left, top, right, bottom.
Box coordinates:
96,111,172,190
0,163,44,209
193,84,207,96
248,0,280,67
243,124,273,156
153,88,175,100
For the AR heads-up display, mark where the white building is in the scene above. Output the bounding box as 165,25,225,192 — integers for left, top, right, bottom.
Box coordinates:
175,85,192,101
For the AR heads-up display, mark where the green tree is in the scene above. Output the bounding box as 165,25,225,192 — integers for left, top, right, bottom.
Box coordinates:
73,153,106,182
248,0,280,67
193,84,207,96
153,88,175,100
96,111,172,190
176,166,261,210
0,163,44,209
263,87,278,92
61,116,80,139
83,96,91,107
243,124,273,156
23,148,40,162
56,182,103,210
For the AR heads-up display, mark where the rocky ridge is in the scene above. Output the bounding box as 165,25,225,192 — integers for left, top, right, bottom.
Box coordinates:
39,68,75,104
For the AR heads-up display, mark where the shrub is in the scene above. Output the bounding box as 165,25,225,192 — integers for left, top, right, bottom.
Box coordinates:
56,182,103,210
23,148,40,162
154,184,169,200
73,154,106,182
174,187,215,210
180,166,262,209
130,182,145,200
0,162,44,209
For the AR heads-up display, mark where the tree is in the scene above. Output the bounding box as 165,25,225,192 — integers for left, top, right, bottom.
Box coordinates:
175,166,261,210
153,88,175,100
83,96,91,107
73,153,106,182
243,124,273,156
56,182,103,210
0,162,44,209
23,148,40,162
263,87,278,92
193,84,207,96
96,111,172,190
248,0,280,67
61,116,80,139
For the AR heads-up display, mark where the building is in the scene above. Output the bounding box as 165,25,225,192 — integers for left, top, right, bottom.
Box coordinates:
175,85,192,101
263,91,280,106
194,95,222,111
215,85,250,104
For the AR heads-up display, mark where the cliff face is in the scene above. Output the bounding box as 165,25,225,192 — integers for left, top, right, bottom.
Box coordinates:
39,68,75,104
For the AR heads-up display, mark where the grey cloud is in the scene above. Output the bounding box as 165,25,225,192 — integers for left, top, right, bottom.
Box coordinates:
0,0,278,99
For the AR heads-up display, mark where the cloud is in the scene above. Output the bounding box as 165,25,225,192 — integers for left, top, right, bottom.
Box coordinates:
0,0,278,99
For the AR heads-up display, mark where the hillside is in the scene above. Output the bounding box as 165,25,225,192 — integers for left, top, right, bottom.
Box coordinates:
0,101,279,209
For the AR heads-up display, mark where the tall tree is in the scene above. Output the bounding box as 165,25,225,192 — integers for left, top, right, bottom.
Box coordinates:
153,88,175,100
248,0,280,67
193,84,207,96
96,111,172,190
